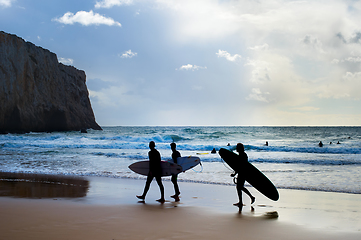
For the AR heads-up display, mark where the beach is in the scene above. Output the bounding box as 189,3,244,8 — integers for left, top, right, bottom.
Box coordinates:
0,174,360,240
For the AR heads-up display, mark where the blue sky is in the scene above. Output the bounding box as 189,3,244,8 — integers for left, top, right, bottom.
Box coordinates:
1,0,361,126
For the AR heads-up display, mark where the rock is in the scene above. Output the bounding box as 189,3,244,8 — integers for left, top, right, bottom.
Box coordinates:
0,31,102,133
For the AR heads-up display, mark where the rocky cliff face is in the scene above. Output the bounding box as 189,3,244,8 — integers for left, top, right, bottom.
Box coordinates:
0,31,101,133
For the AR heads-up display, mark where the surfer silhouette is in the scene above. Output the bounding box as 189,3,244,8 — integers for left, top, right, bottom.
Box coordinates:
231,143,255,210
170,143,181,201
137,141,165,203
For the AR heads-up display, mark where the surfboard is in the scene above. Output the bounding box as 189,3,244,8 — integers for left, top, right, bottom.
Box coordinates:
168,156,201,172
218,148,279,201
128,161,182,177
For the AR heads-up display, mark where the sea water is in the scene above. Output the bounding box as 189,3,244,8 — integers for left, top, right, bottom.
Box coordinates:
0,126,360,194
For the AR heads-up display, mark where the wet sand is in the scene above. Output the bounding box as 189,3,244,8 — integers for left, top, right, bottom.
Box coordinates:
0,173,360,240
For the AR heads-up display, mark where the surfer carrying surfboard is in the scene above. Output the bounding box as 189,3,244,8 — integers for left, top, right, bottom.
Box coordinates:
136,141,165,203
170,143,181,201
231,143,256,209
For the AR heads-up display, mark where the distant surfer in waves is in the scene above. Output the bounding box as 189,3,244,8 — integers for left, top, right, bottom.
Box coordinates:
137,141,165,203
231,143,256,210
170,143,181,202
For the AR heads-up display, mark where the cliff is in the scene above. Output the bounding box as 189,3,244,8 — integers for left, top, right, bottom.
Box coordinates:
0,31,102,133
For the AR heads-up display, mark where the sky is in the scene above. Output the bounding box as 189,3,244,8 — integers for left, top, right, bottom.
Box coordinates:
1,0,361,126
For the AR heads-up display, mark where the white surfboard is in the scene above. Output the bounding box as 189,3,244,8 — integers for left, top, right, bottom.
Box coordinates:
169,156,201,172
128,161,182,177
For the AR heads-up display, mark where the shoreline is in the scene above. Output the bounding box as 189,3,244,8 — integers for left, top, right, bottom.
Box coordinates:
1,173,360,239
2,170,360,195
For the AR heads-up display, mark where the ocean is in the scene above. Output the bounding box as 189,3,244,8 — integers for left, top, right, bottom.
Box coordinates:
0,126,360,194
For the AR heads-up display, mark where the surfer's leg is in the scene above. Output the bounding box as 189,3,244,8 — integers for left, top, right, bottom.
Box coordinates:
242,187,256,204
137,174,153,199
234,177,243,207
155,175,165,203
171,174,180,196
234,186,244,212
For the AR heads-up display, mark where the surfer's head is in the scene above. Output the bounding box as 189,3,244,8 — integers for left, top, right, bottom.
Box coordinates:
236,143,244,153
149,141,156,149
170,142,176,150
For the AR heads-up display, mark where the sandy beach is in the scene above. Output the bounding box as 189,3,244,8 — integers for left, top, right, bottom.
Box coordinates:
0,173,360,240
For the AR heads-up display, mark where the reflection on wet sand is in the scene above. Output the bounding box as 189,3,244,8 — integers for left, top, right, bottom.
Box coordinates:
0,172,89,198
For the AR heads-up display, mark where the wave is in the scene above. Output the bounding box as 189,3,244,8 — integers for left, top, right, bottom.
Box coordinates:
91,152,148,160
199,156,361,166
92,134,189,143
2,139,361,156
245,145,361,155
250,158,361,166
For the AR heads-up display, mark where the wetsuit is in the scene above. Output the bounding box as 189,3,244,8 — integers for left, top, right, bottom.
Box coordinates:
140,148,164,199
233,151,254,207
235,151,248,195
149,148,162,176
171,150,181,196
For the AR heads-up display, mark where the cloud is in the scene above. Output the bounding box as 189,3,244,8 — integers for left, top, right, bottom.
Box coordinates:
153,2,232,43
87,78,113,91
119,49,137,58
216,50,241,62
336,33,347,44
316,71,361,100
301,35,325,53
53,10,121,27
336,31,361,44
248,44,269,51
58,57,74,65
343,71,361,80
176,64,207,71
95,0,133,9
342,57,361,63
245,59,271,83
292,106,320,112
246,88,270,103
0,0,14,7
332,56,361,64
349,32,361,44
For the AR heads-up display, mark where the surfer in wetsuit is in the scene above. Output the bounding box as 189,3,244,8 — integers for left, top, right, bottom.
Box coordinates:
231,143,255,210
137,141,165,203
170,142,181,201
